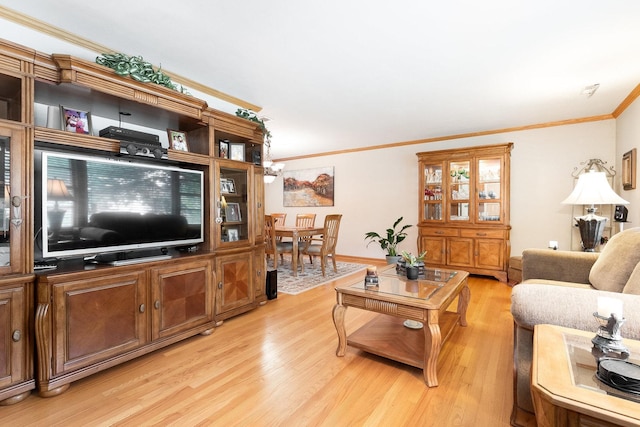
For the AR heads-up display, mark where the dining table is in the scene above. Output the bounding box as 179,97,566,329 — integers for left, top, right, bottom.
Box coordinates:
274,225,325,277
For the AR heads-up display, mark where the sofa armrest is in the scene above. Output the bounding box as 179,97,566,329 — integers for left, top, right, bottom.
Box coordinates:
521,248,598,284
511,284,640,339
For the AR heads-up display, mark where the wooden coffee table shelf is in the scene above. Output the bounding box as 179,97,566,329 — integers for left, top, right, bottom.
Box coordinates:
333,266,470,387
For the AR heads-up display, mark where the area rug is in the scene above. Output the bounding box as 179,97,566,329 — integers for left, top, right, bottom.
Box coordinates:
267,257,367,295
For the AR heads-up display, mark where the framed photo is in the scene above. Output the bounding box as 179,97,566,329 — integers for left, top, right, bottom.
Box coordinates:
219,140,229,159
167,129,189,151
225,202,241,222
227,228,239,242
229,142,245,162
623,148,637,190
60,106,92,135
220,178,236,194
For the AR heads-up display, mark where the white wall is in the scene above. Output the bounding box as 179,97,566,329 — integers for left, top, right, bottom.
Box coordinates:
265,119,617,260
616,96,640,224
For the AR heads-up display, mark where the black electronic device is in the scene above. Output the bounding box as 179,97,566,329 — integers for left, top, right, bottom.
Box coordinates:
614,205,629,222
100,126,160,144
120,141,168,160
266,269,277,300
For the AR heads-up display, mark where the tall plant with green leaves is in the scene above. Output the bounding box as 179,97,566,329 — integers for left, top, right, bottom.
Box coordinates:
364,216,412,257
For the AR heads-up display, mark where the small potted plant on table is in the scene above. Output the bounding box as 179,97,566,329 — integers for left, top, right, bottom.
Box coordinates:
364,217,412,264
400,250,427,280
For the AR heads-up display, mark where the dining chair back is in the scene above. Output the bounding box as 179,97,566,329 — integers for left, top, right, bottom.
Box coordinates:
271,213,287,227
301,214,342,276
265,214,298,271
295,213,316,228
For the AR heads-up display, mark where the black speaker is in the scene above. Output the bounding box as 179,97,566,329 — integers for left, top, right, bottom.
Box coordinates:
614,205,629,222
266,269,277,300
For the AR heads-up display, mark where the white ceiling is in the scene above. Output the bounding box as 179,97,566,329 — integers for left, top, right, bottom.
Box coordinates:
2,1,640,160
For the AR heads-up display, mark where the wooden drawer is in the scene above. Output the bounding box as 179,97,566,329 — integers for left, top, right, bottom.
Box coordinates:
420,228,459,237
460,229,505,239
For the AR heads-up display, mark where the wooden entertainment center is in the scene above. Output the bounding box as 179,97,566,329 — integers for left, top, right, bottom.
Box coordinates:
0,39,267,404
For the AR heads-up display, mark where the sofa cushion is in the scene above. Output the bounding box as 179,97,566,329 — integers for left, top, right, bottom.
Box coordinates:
589,227,640,292
623,262,640,295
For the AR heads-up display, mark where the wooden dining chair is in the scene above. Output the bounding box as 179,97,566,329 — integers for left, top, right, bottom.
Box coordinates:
295,213,316,228
265,215,300,271
300,214,342,276
271,213,287,227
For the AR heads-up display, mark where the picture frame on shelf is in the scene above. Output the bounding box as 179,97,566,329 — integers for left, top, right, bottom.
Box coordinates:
220,178,236,194
225,203,241,222
167,129,189,151
60,106,92,135
227,227,239,242
230,142,245,161
623,148,636,190
219,140,229,159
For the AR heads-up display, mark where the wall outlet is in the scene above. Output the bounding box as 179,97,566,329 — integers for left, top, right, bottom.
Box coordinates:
548,240,558,250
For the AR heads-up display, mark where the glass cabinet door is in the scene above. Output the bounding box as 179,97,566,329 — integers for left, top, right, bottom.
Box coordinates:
216,161,250,246
477,158,502,223
0,126,24,274
422,163,443,221
448,160,471,222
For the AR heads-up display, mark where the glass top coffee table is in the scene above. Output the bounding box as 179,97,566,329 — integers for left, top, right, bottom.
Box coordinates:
531,324,640,426
332,265,470,387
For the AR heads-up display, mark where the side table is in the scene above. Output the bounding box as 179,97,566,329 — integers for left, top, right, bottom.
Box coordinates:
531,324,640,427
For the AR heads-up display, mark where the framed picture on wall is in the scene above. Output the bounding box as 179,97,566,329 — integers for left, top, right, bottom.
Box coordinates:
623,148,636,190
60,106,92,135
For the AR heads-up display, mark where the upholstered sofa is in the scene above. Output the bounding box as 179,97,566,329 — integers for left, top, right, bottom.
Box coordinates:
510,227,640,425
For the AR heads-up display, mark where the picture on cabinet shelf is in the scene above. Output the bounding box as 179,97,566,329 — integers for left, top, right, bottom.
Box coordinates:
221,178,236,194
219,140,229,159
167,129,189,151
227,228,239,242
60,106,92,135
225,203,241,222
230,142,245,161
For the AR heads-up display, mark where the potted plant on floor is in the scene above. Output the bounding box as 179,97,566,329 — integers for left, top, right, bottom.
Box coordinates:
364,217,412,264
400,250,427,280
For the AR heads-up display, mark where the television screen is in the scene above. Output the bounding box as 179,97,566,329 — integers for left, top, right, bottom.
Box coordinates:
35,149,204,260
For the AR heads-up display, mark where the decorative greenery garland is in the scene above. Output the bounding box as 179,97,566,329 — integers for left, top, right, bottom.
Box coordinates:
235,108,272,145
96,53,189,94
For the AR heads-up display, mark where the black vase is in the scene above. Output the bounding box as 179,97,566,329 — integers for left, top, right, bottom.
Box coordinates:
406,266,419,280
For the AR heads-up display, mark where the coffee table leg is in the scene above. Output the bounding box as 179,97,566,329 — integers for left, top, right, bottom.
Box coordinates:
332,303,347,356
423,310,441,387
457,283,471,327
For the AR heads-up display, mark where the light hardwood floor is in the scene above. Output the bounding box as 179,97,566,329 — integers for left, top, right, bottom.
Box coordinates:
4,263,535,426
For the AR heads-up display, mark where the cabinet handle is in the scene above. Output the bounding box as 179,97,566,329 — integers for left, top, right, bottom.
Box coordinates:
154,300,160,310
257,270,261,276
476,233,487,236
12,330,21,342
435,231,445,235
218,281,223,289
139,304,145,313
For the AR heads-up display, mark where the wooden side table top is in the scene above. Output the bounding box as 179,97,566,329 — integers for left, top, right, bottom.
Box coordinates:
531,324,640,427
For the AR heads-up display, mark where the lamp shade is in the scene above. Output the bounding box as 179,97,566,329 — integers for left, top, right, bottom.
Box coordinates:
561,171,629,206
47,179,73,201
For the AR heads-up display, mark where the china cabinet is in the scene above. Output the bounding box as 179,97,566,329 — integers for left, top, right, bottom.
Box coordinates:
0,37,267,401
417,143,512,281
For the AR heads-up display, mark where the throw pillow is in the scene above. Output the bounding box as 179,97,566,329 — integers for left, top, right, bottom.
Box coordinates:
589,227,640,292
624,262,640,294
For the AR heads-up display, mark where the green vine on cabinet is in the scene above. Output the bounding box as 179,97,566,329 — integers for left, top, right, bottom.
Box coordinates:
235,108,272,145
96,53,190,94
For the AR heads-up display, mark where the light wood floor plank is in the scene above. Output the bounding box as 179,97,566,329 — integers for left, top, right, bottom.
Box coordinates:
3,266,536,426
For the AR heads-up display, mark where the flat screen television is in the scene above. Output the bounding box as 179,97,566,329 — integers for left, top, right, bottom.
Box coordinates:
35,148,204,261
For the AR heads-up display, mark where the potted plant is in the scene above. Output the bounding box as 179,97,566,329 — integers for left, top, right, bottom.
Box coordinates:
364,217,412,264
400,250,427,280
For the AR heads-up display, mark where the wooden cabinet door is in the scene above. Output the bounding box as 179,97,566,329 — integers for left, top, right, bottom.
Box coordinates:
253,247,266,301
475,239,504,270
51,271,147,375
421,236,446,265
447,238,474,268
150,259,214,340
215,251,253,316
0,284,26,388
